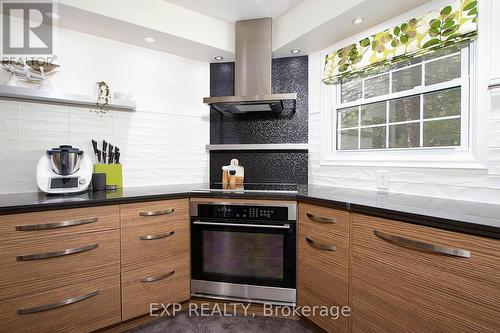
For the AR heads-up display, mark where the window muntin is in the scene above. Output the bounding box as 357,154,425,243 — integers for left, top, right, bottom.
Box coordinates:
335,44,468,151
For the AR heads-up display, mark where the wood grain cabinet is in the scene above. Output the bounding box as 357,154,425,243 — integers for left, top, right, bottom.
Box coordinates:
0,206,121,333
0,275,121,333
0,206,120,241
120,199,190,320
297,203,350,333
351,213,500,333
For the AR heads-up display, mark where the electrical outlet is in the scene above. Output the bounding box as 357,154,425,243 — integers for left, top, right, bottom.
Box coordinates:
376,170,390,189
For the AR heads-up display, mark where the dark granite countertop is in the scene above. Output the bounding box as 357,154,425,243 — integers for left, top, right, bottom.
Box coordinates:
1,183,499,239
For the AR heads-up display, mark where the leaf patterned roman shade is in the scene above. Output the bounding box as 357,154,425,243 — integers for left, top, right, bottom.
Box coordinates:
322,0,478,84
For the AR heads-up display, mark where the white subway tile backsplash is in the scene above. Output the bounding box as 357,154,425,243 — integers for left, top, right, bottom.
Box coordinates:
18,119,69,132
0,100,17,119
0,182,18,194
489,148,500,161
490,119,500,132
18,131,70,143
486,175,500,188
0,101,18,193
69,117,113,134
0,122,17,141
422,169,488,188
0,151,17,170
0,140,16,151
390,182,425,196
489,162,500,175
0,118,17,129
0,99,208,193
17,181,38,193
489,133,500,148
18,102,69,121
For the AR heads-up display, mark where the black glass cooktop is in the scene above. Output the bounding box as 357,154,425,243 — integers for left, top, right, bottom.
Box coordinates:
193,183,298,193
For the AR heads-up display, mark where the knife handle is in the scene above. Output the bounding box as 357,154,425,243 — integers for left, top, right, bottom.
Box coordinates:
91,140,98,153
115,151,120,164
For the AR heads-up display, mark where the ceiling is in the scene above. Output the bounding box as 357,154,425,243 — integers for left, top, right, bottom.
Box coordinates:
163,0,305,23
55,0,434,62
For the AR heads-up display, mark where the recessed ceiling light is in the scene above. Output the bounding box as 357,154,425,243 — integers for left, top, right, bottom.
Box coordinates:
144,37,156,43
352,17,365,25
45,12,60,19
290,49,301,54
214,56,224,60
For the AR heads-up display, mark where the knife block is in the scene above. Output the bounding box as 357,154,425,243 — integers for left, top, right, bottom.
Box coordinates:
93,164,123,188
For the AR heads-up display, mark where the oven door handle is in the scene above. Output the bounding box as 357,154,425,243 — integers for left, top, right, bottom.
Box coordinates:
193,221,291,229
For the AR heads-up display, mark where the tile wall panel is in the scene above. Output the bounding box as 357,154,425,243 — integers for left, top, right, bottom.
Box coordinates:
210,56,308,144
0,100,209,193
209,56,309,184
0,100,18,193
210,150,308,184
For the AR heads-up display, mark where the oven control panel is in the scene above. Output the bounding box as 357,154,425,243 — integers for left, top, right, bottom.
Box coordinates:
196,204,289,221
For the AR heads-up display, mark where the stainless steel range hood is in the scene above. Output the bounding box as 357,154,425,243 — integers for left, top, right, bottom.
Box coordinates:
203,18,297,113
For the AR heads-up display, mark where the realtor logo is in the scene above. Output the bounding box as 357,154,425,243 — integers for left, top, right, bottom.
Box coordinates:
2,2,53,54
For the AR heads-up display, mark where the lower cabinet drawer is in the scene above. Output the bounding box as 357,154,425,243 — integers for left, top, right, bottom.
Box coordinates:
0,229,120,301
297,208,349,333
352,213,500,333
297,236,349,307
121,218,189,271
297,234,349,333
121,251,190,321
0,274,121,333
298,203,349,238
120,199,189,228
297,285,348,333
0,206,120,241
298,222,349,268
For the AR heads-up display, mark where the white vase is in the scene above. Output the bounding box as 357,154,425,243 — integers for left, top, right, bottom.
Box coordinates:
5,73,17,86
38,78,52,90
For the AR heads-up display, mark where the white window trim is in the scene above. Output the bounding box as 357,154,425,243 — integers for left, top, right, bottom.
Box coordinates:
335,47,469,151
318,0,492,170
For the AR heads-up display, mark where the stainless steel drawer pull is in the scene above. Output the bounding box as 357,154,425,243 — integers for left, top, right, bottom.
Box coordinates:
139,208,175,217
15,217,98,231
306,212,336,224
193,221,290,229
17,290,99,315
140,270,175,283
16,243,99,261
140,230,175,240
373,230,471,258
306,237,336,251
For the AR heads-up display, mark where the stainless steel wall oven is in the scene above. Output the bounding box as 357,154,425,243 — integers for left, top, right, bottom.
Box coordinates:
190,200,296,305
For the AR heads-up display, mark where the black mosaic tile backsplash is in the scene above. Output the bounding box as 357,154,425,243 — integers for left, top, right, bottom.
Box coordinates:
210,56,308,144
210,62,234,97
209,56,309,184
210,151,308,184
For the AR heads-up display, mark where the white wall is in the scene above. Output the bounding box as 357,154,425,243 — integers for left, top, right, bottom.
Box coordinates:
0,27,209,194
308,0,500,204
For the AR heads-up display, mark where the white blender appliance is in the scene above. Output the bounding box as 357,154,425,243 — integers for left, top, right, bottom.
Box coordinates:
36,145,92,194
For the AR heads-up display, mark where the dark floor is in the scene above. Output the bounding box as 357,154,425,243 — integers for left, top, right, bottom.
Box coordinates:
125,312,318,333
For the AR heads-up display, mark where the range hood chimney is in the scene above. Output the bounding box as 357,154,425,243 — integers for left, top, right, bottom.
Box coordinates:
203,18,297,113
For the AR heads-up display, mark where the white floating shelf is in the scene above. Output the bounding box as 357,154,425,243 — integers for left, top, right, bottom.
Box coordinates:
206,144,309,151
0,85,136,111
